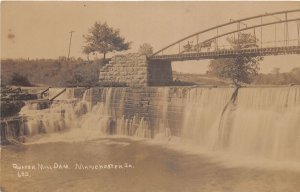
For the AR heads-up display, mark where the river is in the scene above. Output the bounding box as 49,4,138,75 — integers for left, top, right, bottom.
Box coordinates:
1,86,300,192
1,134,300,192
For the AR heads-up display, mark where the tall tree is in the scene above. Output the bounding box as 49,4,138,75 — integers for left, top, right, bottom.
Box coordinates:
83,22,131,62
208,33,263,86
138,43,153,56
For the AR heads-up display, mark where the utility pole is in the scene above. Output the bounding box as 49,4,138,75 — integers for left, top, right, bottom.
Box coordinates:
67,30,75,60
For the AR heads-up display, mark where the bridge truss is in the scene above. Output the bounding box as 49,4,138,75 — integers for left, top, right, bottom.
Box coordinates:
150,9,300,61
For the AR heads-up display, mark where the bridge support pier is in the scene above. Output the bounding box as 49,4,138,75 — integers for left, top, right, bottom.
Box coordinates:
147,59,173,86
99,53,173,87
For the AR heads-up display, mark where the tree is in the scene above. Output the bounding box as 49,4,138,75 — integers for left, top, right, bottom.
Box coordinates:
83,22,131,62
138,43,153,56
82,46,94,61
207,33,263,86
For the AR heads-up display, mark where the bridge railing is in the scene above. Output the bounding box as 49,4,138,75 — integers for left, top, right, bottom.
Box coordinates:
150,46,300,61
151,9,300,58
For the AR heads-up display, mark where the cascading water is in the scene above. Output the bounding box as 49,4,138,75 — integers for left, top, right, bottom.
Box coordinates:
220,88,300,161
181,88,235,148
181,87,300,163
154,87,172,140
4,86,299,165
91,86,299,164
19,100,88,136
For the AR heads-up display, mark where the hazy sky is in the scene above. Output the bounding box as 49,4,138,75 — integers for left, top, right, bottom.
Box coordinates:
1,1,300,73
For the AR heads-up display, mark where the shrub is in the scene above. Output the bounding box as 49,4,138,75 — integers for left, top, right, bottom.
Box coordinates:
9,73,31,86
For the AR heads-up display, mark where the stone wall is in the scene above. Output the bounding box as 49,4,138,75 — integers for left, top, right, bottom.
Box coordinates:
99,54,148,86
99,53,173,86
148,60,173,86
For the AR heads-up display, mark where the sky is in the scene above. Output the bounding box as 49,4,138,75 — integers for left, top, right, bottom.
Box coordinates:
1,1,300,74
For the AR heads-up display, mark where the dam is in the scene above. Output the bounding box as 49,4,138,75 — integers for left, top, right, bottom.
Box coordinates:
1,86,300,192
2,86,300,162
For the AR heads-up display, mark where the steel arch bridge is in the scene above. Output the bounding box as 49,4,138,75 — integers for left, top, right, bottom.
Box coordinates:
149,9,300,62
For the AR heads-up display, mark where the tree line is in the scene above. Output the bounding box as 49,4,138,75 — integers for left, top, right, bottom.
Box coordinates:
1,58,101,87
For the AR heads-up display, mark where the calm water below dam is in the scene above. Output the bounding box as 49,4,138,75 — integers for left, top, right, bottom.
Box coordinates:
1,136,300,192
1,86,300,192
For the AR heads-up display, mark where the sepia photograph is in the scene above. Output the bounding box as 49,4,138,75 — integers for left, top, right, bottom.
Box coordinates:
1,1,300,192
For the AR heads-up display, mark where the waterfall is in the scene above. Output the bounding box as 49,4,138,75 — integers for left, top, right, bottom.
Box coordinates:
181,88,235,148
2,86,299,164
20,101,88,136
181,87,300,162
221,87,300,161
155,87,172,140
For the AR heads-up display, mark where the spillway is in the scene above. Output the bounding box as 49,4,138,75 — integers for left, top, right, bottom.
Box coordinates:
1,86,299,163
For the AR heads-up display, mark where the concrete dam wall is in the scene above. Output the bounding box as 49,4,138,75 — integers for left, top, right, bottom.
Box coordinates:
1,86,300,163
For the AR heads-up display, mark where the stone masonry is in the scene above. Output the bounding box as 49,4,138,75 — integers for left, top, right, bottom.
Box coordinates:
147,59,173,86
99,53,173,86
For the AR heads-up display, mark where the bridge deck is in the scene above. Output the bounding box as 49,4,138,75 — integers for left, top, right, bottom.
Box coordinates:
149,46,300,62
